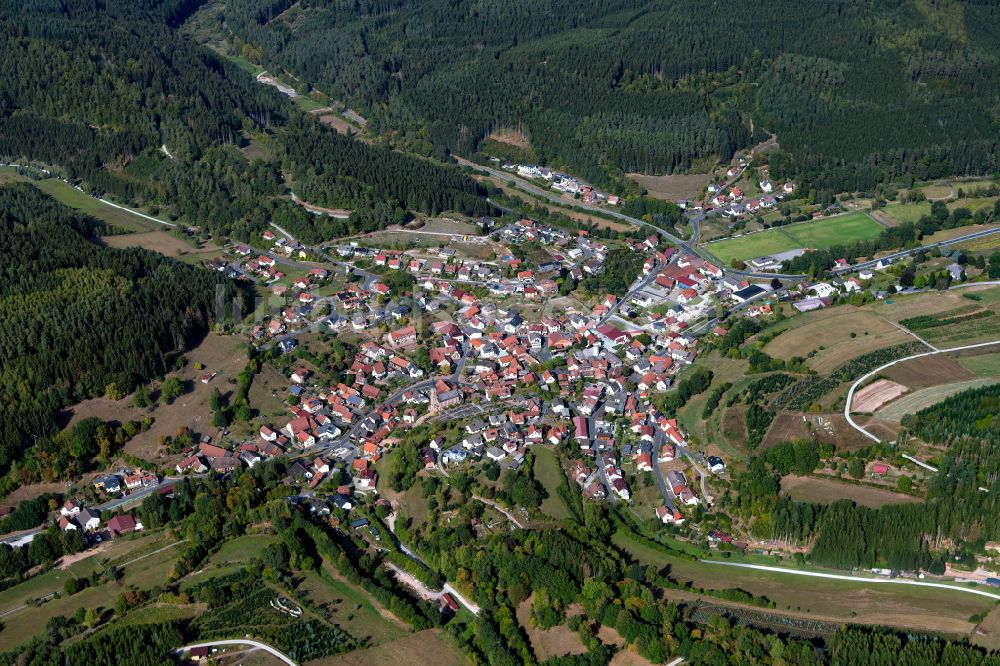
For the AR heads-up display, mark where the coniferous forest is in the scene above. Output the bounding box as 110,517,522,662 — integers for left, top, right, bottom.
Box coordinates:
0,184,243,477
0,0,487,243
222,0,1000,191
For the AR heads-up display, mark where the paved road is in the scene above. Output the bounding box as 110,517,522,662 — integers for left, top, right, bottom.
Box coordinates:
0,476,189,546
176,640,297,666
460,156,805,280
843,338,1000,443
459,158,701,257
700,561,1000,600
832,225,1000,275
647,432,679,514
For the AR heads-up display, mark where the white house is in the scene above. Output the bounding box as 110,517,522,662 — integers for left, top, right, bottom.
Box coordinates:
811,282,838,299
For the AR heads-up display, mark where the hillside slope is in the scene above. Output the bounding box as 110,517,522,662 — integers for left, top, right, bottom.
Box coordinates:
223,0,1000,192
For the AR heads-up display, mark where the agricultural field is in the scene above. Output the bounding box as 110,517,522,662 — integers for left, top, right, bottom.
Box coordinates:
307,629,469,666
877,378,998,421
915,313,1000,347
101,230,221,261
957,351,1000,377
869,289,982,323
851,379,908,413
779,475,919,508
922,221,1000,245
763,308,912,374
704,212,883,264
628,172,710,201
972,604,1000,651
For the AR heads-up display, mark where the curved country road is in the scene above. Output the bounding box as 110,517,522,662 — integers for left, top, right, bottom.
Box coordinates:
843,338,1000,443
700,561,1000,601
177,639,298,666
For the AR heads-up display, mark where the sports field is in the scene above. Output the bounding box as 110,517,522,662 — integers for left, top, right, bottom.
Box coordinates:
704,212,884,264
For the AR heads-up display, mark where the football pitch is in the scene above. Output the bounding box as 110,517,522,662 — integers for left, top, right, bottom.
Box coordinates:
704,211,884,264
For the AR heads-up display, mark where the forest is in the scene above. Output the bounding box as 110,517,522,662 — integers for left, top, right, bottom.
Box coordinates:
0,0,488,244
0,184,240,479
223,0,1000,192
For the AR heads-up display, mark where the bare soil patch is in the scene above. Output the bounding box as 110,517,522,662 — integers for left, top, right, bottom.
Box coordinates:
780,475,919,508
516,594,587,661
609,649,655,666
487,129,531,150
101,231,220,259
883,355,974,389
318,114,357,136
597,624,625,647
851,379,908,413
761,412,875,452
628,172,710,201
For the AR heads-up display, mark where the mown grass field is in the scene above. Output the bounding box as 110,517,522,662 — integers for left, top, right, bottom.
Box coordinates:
0,167,169,233
763,308,912,374
704,212,884,264
533,447,572,520
958,351,1000,377
0,530,183,651
877,378,998,421
307,629,469,666
628,172,710,201
296,568,408,647
882,196,998,226
779,475,919,507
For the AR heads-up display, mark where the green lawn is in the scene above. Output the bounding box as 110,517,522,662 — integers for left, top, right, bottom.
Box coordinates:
883,202,932,224
533,447,571,520
297,568,408,646
705,212,884,264
883,197,999,226
958,352,1000,377
0,167,169,233
206,533,276,565
293,93,328,112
